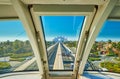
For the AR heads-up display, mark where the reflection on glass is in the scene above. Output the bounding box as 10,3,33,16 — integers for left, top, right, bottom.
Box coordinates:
41,16,85,70
0,20,38,74
85,20,120,73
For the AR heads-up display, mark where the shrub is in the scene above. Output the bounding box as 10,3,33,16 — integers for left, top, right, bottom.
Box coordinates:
100,62,120,73
0,62,11,69
88,57,101,61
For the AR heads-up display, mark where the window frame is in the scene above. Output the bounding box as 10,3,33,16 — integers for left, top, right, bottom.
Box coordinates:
40,16,85,71
30,4,95,76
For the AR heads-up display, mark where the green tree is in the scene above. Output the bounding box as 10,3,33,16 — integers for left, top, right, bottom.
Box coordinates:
108,40,112,44
116,42,120,58
91,42,98,52
112,42,120,58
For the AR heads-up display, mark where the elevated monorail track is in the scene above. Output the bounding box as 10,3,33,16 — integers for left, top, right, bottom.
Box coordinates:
14,42,75,71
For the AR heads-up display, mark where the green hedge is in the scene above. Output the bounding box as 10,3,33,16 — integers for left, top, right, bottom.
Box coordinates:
10,52,33,58
88,57,101,61
100,62,120,73
0,62,11,69
10,58,25,61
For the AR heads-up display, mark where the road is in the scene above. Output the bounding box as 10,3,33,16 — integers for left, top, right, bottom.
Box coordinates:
14,57,36,71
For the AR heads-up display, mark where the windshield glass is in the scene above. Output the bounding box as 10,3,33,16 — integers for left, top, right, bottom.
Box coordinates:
0,20,38,74
41,16,85,70
85,20,120,73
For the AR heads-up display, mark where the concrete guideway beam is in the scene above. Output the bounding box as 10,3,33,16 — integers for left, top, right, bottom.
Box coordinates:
53,43,64,70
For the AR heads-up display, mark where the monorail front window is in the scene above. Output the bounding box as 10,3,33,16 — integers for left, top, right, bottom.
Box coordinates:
41,16,85,70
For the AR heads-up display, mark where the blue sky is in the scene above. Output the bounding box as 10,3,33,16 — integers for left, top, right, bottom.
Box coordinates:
0,17,120,42
0,20,28,41
96,20,120,41
41,16,84,41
